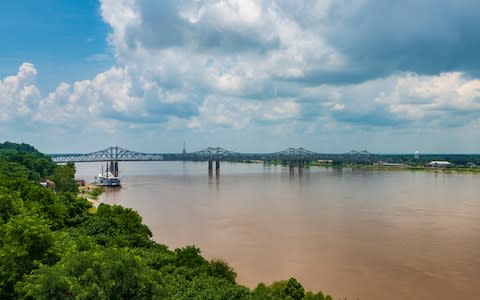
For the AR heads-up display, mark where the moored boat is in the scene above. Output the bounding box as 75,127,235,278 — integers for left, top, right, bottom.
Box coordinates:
96,162,121,187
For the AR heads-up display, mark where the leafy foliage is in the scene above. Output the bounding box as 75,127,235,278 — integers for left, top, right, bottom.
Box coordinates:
52,162,78,193
0,215,61,299
16,248,163,300
0,142,55,180
21,184,68,230
208,258,237,283
0,187,24,224
76,204,153,248
58,192,92,226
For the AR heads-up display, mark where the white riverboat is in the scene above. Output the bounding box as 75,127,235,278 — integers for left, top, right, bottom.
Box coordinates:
96,163,121,187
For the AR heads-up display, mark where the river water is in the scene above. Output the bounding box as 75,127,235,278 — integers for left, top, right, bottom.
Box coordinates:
76,161,480,300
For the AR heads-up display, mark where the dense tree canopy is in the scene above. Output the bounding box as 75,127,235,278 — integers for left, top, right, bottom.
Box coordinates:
0,142,335,299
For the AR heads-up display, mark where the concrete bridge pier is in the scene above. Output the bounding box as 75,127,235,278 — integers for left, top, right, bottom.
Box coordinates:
298,160,304,175
114,161,119,177
108,160,119,176
215,160,220,175
289,161,295,174
208,160,213,175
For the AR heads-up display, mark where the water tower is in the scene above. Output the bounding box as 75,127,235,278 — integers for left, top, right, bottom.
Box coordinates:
414,151,419,160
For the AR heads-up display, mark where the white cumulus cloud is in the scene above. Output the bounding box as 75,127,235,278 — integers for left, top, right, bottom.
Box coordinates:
3,0,480,152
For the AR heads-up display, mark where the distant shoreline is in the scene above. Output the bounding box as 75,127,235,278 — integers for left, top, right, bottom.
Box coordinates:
352,164,480,173
239,160,480,174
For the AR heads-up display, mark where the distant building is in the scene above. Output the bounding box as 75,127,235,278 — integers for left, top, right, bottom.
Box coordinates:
414,151,419,160
426,161,451,168
374,161,406,167
40,179,55,188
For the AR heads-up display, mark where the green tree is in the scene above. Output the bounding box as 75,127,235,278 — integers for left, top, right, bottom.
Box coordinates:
0,215,60,299
52,162,78,193
175,246,207,268
170,274,250,300
0,187,24,224
33,157,55,179
250,283,277,300
17,248,164,300
303,291,331,300
0,162,33,182
267,278,305,300
0,148,55,181
78,204,153,247
58,192,92,226
208,259,237,284
22,184,68,230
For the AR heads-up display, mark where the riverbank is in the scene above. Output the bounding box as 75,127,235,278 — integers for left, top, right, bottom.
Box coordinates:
78,183,104,207
353,164,480,173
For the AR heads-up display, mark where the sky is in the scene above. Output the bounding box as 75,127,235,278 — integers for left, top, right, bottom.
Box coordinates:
1,0,480,154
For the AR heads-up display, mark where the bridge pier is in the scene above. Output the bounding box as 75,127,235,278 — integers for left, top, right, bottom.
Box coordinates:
108,160,119,177
208,160,220,175
288,160,305,176
208,160,213,175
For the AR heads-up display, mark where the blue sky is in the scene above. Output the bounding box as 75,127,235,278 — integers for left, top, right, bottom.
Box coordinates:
1,0,480,153
0,0,113,92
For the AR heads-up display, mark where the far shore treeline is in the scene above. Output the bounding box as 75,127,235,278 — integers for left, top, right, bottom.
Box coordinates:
0,142,333,300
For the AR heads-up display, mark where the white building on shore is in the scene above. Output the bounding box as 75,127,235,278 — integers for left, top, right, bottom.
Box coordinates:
426,161,451,168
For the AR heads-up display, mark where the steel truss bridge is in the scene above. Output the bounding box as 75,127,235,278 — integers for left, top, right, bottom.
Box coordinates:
49,146,379,164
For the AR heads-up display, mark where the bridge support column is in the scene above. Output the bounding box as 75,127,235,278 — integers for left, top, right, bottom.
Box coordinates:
298,160,304,176
114,161,119,177
289,161,295,174
208,160,213,175
215,160,220,175
107,160,120,177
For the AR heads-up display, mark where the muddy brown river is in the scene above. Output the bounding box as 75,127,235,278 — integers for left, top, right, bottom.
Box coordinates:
76,162,480,299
